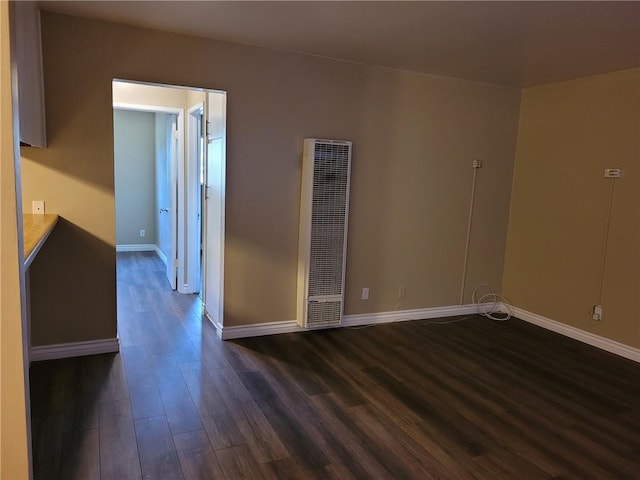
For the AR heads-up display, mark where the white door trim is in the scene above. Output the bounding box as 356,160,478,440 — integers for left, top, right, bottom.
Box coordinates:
202,92,227,329
113,102,182,114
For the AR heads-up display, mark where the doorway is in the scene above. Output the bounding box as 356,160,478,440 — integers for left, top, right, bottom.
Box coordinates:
112,80,227,330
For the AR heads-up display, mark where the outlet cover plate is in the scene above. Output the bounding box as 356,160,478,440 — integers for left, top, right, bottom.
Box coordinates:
32,200,45,214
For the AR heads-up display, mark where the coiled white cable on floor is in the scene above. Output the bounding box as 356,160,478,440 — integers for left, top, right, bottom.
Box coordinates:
472,284,512,321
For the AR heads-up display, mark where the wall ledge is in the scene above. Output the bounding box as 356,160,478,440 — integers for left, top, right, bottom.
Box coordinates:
30,337,120,362
506,305,640,363
208,303,482,340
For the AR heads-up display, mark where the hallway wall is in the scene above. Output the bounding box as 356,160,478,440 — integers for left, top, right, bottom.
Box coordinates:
114,109,157,246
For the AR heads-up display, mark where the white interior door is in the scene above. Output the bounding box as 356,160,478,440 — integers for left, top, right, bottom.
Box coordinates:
202,91,227,326
185,103,204,294
157,114,179,290
156,113,173,288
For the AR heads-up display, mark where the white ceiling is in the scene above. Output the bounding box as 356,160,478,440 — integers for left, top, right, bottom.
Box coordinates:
39,1,640,87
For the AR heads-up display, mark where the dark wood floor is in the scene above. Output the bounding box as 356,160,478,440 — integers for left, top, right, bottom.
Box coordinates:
30,252,640,479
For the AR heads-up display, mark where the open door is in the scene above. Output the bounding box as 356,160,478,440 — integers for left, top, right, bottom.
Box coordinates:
202,91,226,328
157,113,179,290
185,103,204,294
169,114,180,289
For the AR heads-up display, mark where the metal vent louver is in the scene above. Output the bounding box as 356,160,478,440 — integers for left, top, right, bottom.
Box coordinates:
297,139,352,328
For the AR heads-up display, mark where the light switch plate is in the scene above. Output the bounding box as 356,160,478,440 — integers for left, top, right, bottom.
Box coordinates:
32,200,45,214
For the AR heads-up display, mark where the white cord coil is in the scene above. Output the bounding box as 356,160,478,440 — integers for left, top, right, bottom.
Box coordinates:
472,284,512,321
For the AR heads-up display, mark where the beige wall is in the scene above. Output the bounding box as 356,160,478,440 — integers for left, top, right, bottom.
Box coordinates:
114,109,157,245
503,69,640,348
21,11,520,342
1,1,31,478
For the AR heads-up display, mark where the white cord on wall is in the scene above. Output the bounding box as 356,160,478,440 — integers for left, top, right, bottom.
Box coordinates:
596,179,616,305
459,162,479,305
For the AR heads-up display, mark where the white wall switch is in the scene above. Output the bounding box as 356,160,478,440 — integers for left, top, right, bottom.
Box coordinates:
398,286,407,298
140,229,146,237
361,288,369,300
32,200,45,214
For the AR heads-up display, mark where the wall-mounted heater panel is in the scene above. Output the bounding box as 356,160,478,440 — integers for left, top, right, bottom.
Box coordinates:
297,138,352,328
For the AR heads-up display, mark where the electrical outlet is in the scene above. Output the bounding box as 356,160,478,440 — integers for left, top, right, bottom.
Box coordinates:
592,304,603,321
604,168,621,178
140,229,146,238
398,286,407,298
32,200,45,214
473,159,482,168
361,288,369,300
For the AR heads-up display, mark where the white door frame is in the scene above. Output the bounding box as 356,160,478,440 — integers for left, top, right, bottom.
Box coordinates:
186,102,204,295
112,84,226,316
113,102,184,291
202,91,227,331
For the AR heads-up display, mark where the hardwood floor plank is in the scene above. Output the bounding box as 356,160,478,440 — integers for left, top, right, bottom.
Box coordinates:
98,398,142,480
240,346,391,479
239,370,330,470
215,445,266,480
59,428,100,480
122,347,166,420
31,413,66,480
302,331,425,426
179,362,245,450
206,367,289,463
93,354,129,405
151,354,204,434
134,416,184,480
400,421,489,480
363,365,490,456
173,430,225,480
348,401,453,480
312,392,418,478
179,361,228,415
259,457,327,480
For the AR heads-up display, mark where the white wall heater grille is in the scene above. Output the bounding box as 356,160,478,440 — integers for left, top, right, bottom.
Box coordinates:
297,139,352,328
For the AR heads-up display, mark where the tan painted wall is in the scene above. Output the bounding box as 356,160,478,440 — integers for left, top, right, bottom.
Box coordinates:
114,109,157,245
503,69,640,348
1,1,31,477
21,11,520,340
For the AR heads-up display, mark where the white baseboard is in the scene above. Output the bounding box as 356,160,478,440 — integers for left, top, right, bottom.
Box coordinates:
212,303,640,363
205,311,226,338
507,305,640,363
156,246,167,266
212,304,481,340
116,244,157,252
30,337,120,362
343,303,480,327
217,319,301,340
